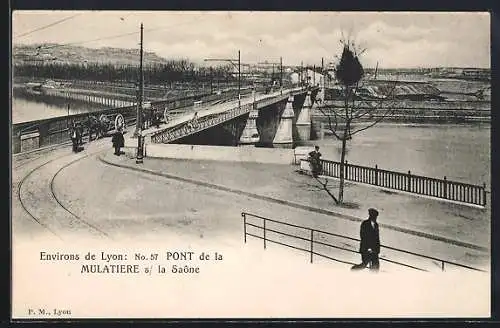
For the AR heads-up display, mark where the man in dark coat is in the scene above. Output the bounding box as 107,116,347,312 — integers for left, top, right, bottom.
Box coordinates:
70,122,78,152
308,146,322,178
351,208,380,272
76,122,83,145
112,127,125,156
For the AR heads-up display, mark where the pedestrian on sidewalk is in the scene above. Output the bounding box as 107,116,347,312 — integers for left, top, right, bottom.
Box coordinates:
308,145,322,178
69,122,78,153
154,109,161,128
112,127,125,156
351,208,380,272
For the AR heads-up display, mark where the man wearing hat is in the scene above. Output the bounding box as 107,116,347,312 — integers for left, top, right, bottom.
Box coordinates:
351,208,380,272
112,127,125,156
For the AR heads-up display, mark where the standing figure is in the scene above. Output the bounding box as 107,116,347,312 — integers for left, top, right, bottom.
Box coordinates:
187,112,199,130
76,122,83,146
153,110,161,128
70,122,78,152
308,145,322,178
351,208,381,272
112,127,125,156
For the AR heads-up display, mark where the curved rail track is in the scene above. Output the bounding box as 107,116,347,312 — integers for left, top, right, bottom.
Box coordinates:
15,142,111,240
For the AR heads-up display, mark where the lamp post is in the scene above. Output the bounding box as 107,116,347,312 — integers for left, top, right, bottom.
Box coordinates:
67,103,70,128
204,50,241,108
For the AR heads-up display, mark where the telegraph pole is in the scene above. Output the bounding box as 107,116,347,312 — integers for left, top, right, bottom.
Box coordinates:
67,103,70,128
280,56,283,94
238,50,241,108
204,50,241,107
135,23,144,137
313,64,316,86
300,61,304,83
210,67,213,94
136,23,144,164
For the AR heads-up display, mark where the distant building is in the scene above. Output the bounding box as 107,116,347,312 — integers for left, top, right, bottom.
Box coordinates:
290,68,327,86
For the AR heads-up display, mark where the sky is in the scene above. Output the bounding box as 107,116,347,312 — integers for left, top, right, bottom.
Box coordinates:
12,11,491,68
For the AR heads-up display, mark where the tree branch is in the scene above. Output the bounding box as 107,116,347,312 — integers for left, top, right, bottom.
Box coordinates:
317,105,342,140
349,106,397,136
314,176,339,204
349,80,399,121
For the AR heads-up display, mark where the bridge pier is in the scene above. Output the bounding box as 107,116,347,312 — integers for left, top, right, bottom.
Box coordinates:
295,90,312,142
273,96,294,148
256,100,287,147
239,105,260,145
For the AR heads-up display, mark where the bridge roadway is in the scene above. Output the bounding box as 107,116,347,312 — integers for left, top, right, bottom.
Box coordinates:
129,86,305,145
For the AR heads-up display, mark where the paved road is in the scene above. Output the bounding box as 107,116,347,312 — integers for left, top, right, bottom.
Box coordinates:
12,133,490,273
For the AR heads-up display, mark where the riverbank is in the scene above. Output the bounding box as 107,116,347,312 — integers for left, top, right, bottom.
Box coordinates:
99,150,490,269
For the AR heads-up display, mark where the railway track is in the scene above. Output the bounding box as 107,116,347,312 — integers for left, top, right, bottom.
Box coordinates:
15,140,111,240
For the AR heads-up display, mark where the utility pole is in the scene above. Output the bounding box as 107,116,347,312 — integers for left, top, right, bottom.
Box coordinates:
67,103,70,127
300,61,304,84
313,64,316,86
210,66,213,94
204,49,241,107
136,23,144,164
238,50,241,107
280,56,283,94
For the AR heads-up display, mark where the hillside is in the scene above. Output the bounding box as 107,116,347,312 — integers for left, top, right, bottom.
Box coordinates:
12,43,172,66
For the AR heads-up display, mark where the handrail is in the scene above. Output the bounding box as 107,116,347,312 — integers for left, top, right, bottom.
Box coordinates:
241,211,486,273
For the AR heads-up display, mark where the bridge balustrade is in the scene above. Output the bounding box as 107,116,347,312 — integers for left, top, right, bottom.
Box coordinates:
149,88,304,144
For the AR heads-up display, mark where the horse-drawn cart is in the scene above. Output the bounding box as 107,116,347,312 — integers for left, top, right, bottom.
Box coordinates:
87,113,125,140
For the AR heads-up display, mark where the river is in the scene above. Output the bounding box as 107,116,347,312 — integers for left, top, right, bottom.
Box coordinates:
12,96,490,187
12,94,107,124
310,122,490,187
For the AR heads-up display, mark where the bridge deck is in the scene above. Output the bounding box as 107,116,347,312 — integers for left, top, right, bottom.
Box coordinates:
125,87,307,146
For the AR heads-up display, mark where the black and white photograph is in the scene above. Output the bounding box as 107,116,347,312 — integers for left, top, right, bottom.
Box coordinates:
11,11,491,318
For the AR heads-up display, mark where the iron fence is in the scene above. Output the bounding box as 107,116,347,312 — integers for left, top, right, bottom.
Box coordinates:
309,159,487,207
242,212,486,273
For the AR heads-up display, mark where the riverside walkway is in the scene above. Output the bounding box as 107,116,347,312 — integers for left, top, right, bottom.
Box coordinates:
12,132,490,272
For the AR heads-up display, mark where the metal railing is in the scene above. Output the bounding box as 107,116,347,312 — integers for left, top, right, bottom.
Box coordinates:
304,159,487,207
149,88,302,144
12,88,246,153
242,212,486,273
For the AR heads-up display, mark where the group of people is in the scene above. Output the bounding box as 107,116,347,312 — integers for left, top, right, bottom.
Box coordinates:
142,109,163,129
69,119,124,156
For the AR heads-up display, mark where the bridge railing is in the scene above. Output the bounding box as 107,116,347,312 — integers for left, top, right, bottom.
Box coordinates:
149,88,299,144
301,159,487,207
12,89,246,153
242,211,486,273
150,102,254,144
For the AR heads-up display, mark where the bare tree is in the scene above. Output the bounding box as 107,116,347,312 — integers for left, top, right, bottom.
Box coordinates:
312,39,398,205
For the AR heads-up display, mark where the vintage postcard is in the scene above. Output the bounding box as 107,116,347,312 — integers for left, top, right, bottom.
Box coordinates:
11,11,491,319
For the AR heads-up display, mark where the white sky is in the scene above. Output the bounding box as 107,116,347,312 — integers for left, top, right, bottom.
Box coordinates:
12,11,491,68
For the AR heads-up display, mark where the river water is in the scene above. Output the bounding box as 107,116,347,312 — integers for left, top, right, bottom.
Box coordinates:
12,96,490,187
12,94,107,124
310,122,490,187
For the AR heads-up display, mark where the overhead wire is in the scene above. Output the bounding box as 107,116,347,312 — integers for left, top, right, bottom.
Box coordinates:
14,13,81,39
34,16,212,52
